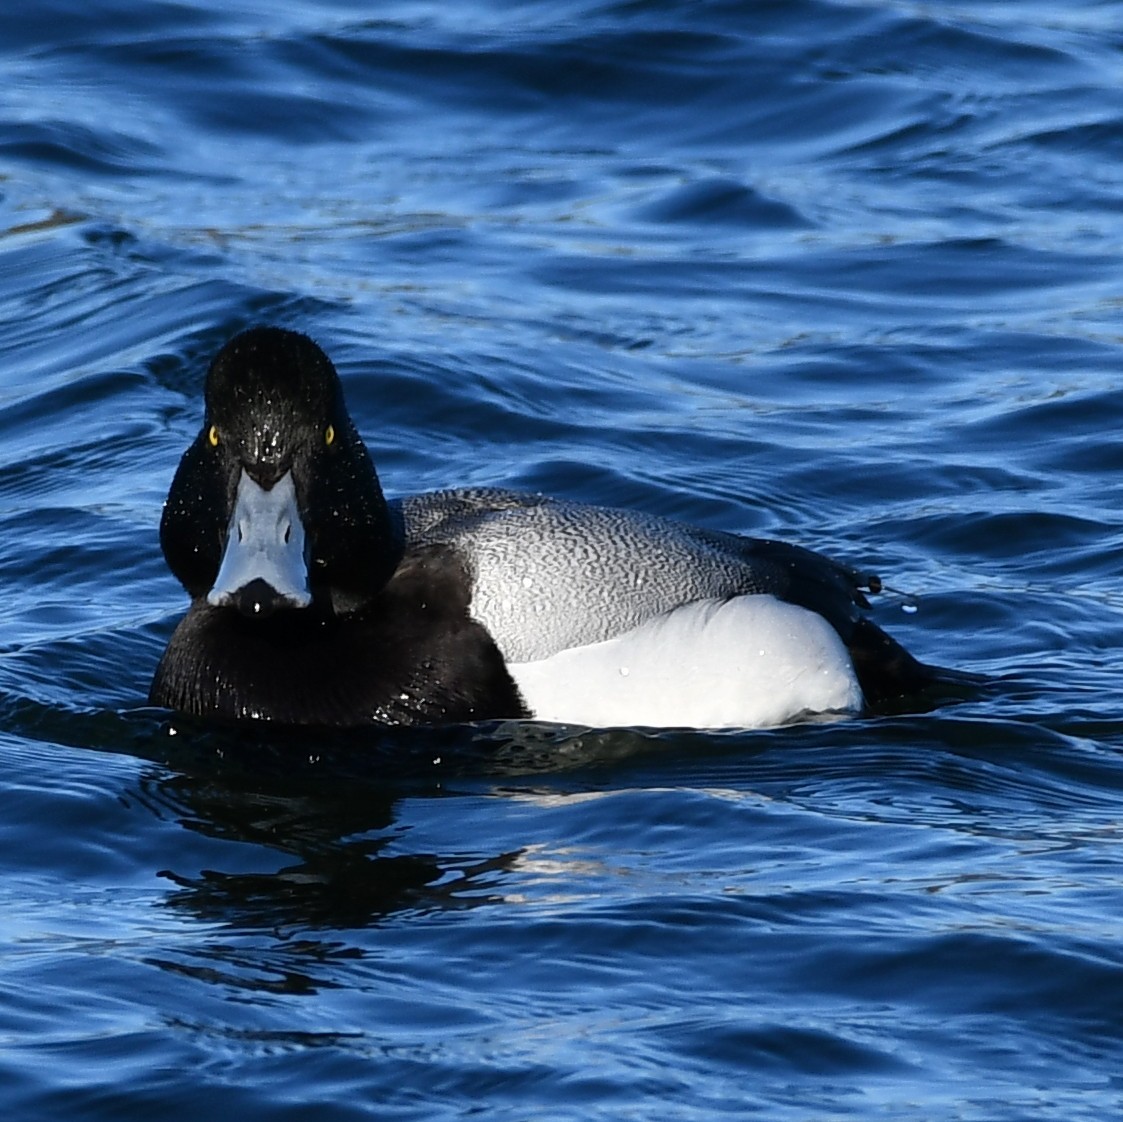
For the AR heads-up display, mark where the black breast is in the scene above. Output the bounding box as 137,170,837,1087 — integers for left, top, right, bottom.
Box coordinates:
150,545,528,727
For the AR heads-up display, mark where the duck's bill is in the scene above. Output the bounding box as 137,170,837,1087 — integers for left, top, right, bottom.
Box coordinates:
207,468,313,616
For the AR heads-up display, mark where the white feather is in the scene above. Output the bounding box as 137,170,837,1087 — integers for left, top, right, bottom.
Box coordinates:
508,595,864,730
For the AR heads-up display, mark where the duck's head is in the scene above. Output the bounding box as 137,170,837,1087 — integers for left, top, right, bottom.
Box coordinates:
160,327,401,618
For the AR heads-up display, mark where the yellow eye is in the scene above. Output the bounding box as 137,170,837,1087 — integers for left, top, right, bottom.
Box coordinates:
207,425,220,447
324,424,335,447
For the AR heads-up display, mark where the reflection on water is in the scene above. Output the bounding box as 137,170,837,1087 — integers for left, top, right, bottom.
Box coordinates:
109,716,754,942
118,717,722,936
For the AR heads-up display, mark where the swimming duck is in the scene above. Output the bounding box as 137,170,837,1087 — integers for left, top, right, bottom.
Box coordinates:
150,326,972,729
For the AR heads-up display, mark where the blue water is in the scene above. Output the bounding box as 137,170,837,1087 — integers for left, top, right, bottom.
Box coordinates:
2,0,1123,1117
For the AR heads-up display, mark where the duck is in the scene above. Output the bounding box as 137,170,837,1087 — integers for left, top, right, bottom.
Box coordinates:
150,326,975,729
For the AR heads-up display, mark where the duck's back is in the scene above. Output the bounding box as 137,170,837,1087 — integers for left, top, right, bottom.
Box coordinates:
397,488,873,663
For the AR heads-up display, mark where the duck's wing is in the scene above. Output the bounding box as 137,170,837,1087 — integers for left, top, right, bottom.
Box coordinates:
396,488,877,664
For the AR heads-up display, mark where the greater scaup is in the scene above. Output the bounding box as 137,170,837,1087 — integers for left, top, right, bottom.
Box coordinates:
150,326,975,728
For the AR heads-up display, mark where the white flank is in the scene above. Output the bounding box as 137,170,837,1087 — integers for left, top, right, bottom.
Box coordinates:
508,595,864,730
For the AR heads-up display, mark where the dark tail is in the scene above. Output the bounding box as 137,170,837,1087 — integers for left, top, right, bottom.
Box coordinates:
847,617,985,715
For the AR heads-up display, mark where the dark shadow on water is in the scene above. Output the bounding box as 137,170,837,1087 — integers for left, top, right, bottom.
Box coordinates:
8,686,1123,944
126,714,715,931
155,842,516,933
126,716,613,932
16,701,719,934
0,690,694,933
0,689,697,784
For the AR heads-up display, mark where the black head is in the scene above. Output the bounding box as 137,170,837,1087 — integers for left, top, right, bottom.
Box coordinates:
205,327,341,488
159,327,403,615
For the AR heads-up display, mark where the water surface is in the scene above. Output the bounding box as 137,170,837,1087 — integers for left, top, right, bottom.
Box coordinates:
1,1,1123,1118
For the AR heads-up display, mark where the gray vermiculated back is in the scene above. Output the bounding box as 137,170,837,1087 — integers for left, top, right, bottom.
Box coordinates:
398,489,869,663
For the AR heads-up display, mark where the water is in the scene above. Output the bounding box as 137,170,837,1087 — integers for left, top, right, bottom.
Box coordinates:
1,0,1123,1117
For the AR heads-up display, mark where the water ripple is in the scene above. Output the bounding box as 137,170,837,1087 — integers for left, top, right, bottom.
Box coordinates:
1,1,1122,1119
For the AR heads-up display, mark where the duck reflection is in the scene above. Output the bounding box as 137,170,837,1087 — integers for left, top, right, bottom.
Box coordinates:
133,719,536,931
126,713,670,936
